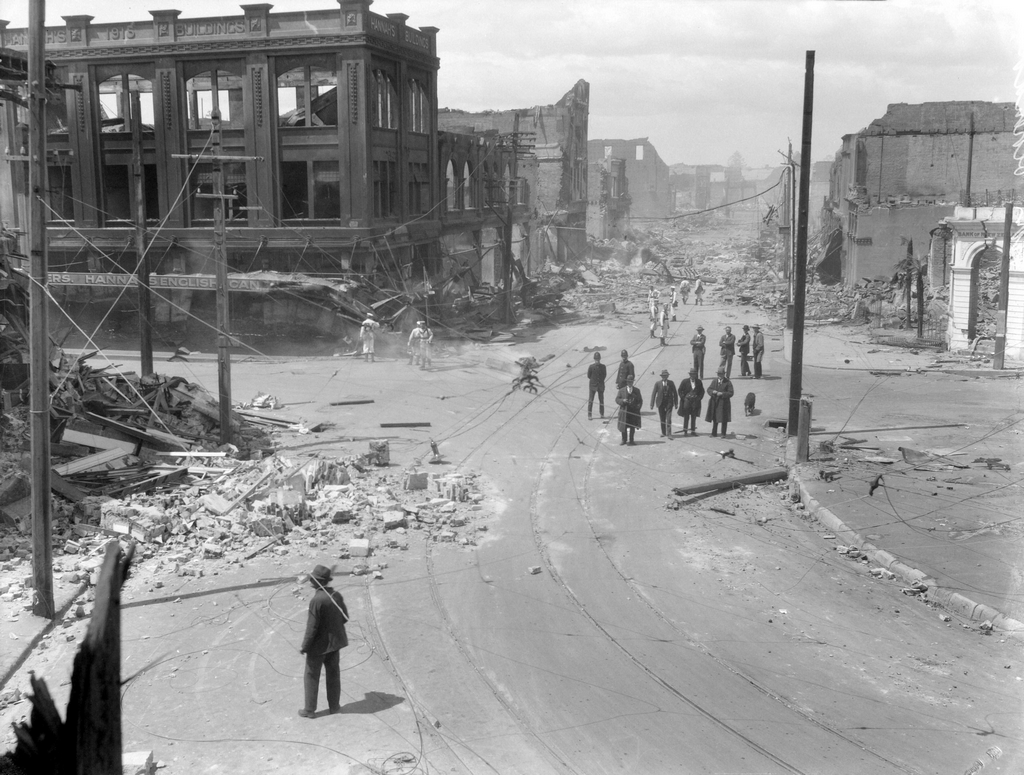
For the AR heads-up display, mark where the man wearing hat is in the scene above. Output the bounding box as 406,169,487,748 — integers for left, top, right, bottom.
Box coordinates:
719,326,736,378
705,367,735,437
615,349,635,389
360,312,380,363
615,374,643,445
407,320,427,366
676,368,704,436
752,324,765,379
299,565,350,717
737,325,752,378
650,369,678,437
586,351,607,420
689,326,707,379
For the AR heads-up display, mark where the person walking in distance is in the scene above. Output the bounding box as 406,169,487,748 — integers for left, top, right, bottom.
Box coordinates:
299,565,349,718
407,320,427,366
616,374,643,446
719,325,736,378
737,324,751,378
669,284,679,321
658,302,671,346
615,349,635,389
359,312,380,363
678,277,690,305
677,368,704,436
418,321,434,369
650,369,678,437
693,278,705,305
705,367,734,438
647,286,658,338
690,325,706,379
752,324,765,379
586,352,607,420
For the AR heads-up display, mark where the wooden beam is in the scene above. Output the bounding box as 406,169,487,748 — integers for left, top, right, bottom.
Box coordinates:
672,467,790,498
808,423,968,436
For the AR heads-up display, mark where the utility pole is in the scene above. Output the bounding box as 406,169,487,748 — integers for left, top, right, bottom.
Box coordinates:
174,113,259,444
131,88,153,376
993,202,1014,370
28,0,55,618
964,113,974,206
504,114,519,324
788,51,814,438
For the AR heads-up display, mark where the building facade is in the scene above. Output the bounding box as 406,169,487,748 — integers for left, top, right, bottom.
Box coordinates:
438,80,590,268
823,101,1020,286
0,2,534,340
589,138,671,220
586,150,629,240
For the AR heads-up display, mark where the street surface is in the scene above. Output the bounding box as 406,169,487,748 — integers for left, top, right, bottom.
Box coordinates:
2,290,1022,775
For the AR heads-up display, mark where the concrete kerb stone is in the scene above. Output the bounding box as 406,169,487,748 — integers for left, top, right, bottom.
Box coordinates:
0,580,89,693
792,473,1024,639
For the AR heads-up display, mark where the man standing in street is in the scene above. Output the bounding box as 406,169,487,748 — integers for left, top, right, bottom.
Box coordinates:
616,374,643,446
359,312,380,363
647,286,658,338
650,369,678,437
407,320,427,366
299,565,349,718
678,278,690,305
705,367,735,438
677,368,704,436
586,352,607,420
737,325,751,378
693,278,705,305
719,325,736,378
615,349,635,389
669,284,679,321
657,302,671,347
752,324,765,379
690,325,706,379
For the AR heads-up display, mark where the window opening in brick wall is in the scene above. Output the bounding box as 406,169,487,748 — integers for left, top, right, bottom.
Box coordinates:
186,70,244,129
371,69,398,129
277,63,338,127
373,160,397,218
408,78,429,133
408,162,429,214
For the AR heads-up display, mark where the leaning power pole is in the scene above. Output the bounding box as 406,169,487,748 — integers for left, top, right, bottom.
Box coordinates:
28,0,55,618
992,202,1015,370
131,88,153,376
788,51,814,438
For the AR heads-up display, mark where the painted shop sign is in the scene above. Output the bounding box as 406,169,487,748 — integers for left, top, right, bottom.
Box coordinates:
46,273,274,292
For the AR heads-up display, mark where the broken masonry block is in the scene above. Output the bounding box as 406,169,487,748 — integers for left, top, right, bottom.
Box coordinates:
122,750,156,775
449,516,466,527
437,531,456,542
331,508,354,524
404,471,429,490
349,538,371,557
368,440,390,467
202,541,224,558
382,512,407,531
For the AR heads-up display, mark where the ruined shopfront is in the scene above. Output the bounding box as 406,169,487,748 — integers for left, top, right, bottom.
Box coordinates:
944,206,1024,357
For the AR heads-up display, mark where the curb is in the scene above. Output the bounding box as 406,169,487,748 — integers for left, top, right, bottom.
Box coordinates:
792,472,1024,639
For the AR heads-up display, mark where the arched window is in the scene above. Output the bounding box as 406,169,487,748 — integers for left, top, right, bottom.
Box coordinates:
463,162,473,210
445,159,457,211
277,63,338,127
371,69,398,129
408,78,429,133
97,73,156,224
185,70,244,129
98,73,154,132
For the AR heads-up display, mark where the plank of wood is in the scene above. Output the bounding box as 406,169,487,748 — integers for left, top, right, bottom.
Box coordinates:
106,466,188,497
328,399,375,406
61,429,139,455
206,469,276,516
671,467,790,498
54,449,134,477
809,423,968,436
379,422,431,428
152,450,227,458
50,471,87,502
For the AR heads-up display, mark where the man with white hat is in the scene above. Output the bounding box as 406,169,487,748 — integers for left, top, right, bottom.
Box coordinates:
650,368,678,437
299,565,349,717
360,312,380,363
408,320,428,367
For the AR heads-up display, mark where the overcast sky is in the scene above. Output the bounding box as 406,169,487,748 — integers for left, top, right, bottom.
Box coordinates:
4,0,1022,168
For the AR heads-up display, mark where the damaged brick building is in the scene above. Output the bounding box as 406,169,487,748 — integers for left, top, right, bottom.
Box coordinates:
589,138,671,220
0,1,534,346
822,101,1020,287
437,80,590,267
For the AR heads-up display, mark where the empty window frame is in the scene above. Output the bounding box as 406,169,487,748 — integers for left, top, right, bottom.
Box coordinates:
46,163,75,222
185,69,245,130
98,73,154,132
445,159,458,211
462,162,474,210
277,62,338,127
371,69,398,129
408,78,429,133
373,160,397,218
189,162,247,223
280,160,341,220
103,164,132,222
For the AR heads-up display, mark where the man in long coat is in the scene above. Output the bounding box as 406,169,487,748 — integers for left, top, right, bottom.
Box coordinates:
737,325,752,377
705,366,735,437
615,349,635,389
676,368,704,436
649,369,678,437
719,326,736,378
299,564,349,717
752,324,765,379
616,374,643,445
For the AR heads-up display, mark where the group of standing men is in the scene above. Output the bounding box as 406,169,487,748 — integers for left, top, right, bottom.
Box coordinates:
689,323,765,380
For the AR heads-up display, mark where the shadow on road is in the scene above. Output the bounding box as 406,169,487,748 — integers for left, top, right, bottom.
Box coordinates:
337,691,406,715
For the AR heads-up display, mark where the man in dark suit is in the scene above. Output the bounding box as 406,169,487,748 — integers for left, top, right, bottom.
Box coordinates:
615,349,635,389
676,368,704,436
650,369,678,437
719,326,736,378
299,564,349,717
737,325,751,377
586,352,607,420
752,324,765,379
705,367,735,438
690,326,706,379
616,375,643,445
